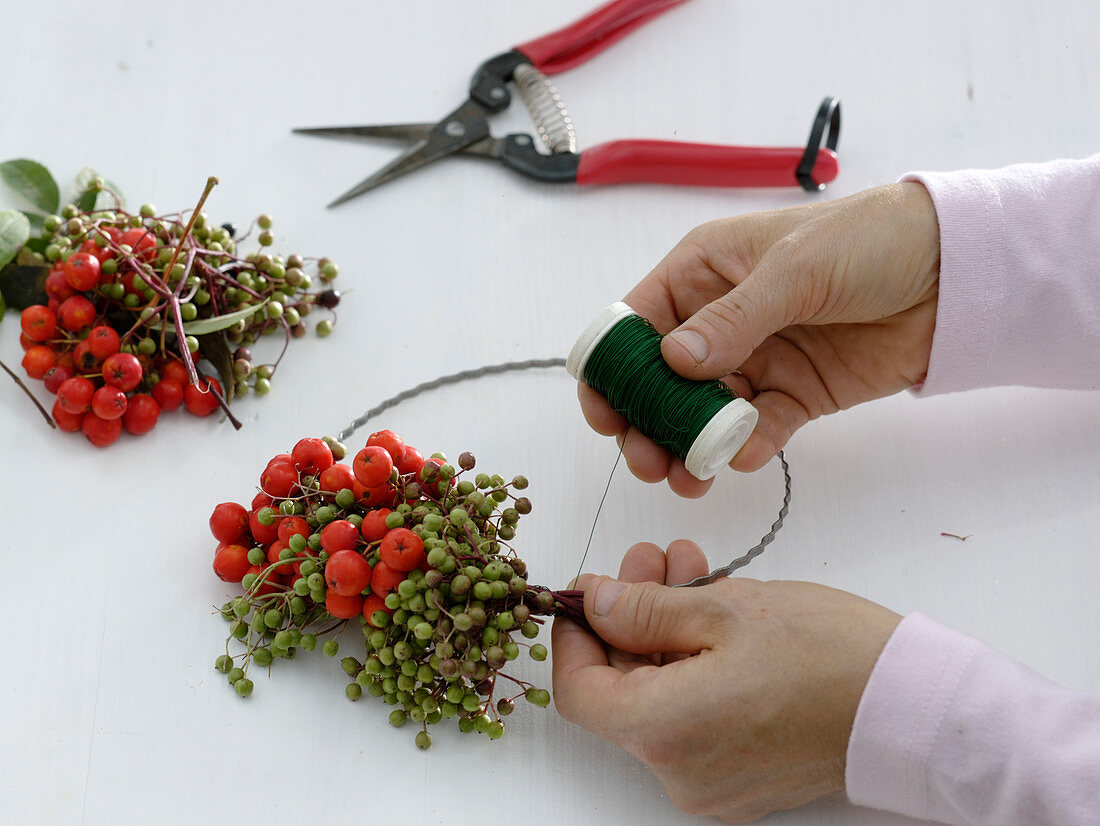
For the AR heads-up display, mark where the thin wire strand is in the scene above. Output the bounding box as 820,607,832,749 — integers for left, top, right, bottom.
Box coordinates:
337,358,789,585
574,443,624,585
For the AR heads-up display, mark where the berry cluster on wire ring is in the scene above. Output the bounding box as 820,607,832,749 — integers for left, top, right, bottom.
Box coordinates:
14,182,340,446
212,429,556,749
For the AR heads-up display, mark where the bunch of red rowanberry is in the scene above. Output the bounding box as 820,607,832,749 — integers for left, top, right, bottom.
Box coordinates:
14,186,340,446
212,429,556,750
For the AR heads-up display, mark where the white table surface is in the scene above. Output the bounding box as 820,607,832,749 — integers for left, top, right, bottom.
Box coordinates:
2,2,1098,824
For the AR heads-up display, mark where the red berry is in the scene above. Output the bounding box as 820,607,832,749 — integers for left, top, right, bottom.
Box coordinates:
160,360,189,385
51,399,84,432
183,376,222,416
44,270,76,302
212,543,251,583
380,528,426,571
324,590,364,619
151,378,184,411
56,295,97,332
91,385,128,420
251,491,274,511
43,364,75,394
366,429,406,463
87,326,121,360
248,509,280,545
324,549,372,597
266,540,292,568
79,238,115,267
72,339,100,372
360,509,392,543
209,502,249,544
396,445,425,476
361,593,393,627
353,445,394,487
120,227,158,261
277,516,310,545
291,437,334,474
318,462,356,495
20,305,57,342
357,483,397,509
101,352,143,392
81,411,123,447
63,252,101,291
122,393,160,435
57,375,96,414
21,345,56,380
369,560,406,597
320,519,360,553
260,461,298,498
19,332,36,351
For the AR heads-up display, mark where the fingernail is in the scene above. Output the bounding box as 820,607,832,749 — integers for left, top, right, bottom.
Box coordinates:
668,329,708,364
593,578,626,618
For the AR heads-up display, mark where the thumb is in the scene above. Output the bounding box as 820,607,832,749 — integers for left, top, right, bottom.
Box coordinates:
662,260,801,380
584,576,727,655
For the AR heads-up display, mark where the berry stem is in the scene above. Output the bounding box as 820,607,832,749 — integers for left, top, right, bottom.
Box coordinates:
0,358,57,429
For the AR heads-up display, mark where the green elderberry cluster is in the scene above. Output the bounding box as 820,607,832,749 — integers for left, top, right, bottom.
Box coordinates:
213,433,557,749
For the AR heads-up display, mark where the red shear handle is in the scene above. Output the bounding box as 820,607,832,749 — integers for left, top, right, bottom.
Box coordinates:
515,0,691,76
576,140,840,188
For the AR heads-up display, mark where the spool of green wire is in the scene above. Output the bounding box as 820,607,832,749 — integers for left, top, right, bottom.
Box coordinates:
566,302,758,480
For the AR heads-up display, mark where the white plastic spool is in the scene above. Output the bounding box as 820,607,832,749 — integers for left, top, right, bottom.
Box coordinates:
567,302,758,481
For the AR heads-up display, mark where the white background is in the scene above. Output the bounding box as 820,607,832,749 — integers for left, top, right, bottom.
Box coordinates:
1,1,1098,824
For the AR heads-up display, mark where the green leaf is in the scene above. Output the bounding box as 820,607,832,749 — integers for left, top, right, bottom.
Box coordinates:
0,260,49,310
74,188,98,212
148,299,268,336
20,210,45,234
0,159,60,214
199,330,235,403
73,166,124,211
0,209,31,270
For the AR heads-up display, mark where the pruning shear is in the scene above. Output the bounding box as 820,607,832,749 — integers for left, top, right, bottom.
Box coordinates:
295,0,841,207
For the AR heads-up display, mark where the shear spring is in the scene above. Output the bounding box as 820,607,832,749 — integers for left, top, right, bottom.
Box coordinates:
513,63,577,154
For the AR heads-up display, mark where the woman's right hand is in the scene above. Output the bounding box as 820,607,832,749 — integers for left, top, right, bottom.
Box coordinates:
579,182,942,497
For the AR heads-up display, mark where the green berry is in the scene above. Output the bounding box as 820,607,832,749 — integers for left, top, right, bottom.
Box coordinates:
322,639,339,657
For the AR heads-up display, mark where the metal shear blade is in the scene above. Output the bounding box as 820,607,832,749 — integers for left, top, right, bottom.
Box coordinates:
296,99,494,207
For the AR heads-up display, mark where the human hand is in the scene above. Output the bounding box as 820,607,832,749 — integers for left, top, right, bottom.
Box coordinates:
552,539,902,823
579,182,940,497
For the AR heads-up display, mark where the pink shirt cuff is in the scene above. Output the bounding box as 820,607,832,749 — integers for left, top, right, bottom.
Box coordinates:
846,612,1100,824
901,155,1100,396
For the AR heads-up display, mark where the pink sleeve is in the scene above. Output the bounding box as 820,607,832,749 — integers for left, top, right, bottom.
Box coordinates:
901,155,1100,395
845,613,1100,824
